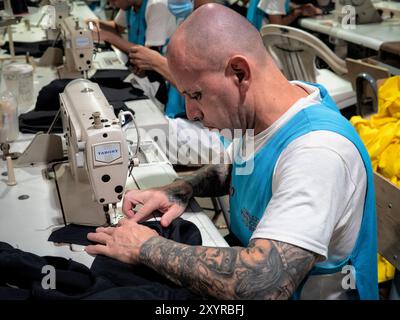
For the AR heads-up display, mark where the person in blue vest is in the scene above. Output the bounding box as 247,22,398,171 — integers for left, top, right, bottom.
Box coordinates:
127,0,195,118
86,4,378,300
86,0,177,54
247,0,321,30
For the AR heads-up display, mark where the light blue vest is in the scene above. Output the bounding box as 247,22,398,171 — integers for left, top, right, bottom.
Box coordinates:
229,83,378,300
247,0,291,30
165,86,187,118
126,0,148,46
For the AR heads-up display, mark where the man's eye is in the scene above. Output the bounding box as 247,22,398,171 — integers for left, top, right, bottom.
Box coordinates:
192,93,202,101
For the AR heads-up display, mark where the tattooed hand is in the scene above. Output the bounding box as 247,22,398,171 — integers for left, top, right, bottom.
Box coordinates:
86,218,159,264
122,179,193,227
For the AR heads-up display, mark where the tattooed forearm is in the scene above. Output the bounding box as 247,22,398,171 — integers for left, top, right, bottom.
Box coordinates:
139,237,317,300
160,180,193,207
157,164,231,208
183,164,232,197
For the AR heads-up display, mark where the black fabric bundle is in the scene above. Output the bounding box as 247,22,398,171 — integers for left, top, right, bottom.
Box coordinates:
0,40,111,58
1,41,63,58
0,218,202,300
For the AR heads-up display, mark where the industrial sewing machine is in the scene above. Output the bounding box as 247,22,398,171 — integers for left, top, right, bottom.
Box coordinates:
52,79,176,226
54,79,129,226
55,16,94,78
335,0,382,25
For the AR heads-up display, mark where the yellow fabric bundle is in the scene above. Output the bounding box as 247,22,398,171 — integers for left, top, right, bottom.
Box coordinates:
350,76,400,187
350,76,400,283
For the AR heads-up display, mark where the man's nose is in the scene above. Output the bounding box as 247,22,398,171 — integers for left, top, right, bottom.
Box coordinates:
185,101,203,121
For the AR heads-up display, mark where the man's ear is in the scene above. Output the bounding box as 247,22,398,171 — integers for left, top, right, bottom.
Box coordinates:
227,56,250,88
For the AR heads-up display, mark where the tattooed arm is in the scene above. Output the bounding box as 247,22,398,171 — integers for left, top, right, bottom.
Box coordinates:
140,237,318,299
87,210,317,298
182,163,232,197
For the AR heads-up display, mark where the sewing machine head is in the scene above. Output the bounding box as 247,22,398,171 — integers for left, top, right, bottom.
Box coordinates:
50,0,71,27
58,16,93,78
40,0,71,40
58,79,129,226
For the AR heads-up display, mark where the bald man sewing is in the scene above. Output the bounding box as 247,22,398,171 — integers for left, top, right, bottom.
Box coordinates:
86,4,378,300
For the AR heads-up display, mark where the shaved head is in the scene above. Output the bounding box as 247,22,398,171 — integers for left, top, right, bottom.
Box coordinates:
165,4,292,134
167,3,269,73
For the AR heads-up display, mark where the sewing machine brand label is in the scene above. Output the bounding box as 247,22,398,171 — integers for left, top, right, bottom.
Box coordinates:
94,143,121,163
76,36,91,48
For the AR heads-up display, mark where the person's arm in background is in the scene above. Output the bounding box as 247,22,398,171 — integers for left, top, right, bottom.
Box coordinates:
87,9,133,52
260,0,321,26
129,46,177,85
268,7,302,25
127,0,178,81
97,32,135,53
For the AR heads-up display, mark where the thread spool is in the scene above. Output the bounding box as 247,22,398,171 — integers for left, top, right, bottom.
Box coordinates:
0,91,19,144
2,63,34,113
6,156,17,186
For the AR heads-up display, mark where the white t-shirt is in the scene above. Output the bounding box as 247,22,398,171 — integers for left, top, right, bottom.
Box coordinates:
228,82,365,298
114,0,177,47
257,0,289,15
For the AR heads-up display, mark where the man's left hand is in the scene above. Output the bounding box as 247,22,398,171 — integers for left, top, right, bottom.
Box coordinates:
85,218,159,264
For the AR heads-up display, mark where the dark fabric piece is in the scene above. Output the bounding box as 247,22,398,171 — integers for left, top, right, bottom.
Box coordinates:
224,232,243,247
84,284,194,300
48,218,202,247
0,287,30,300
17,110,59,134
1,41,62,58
11,0,28,14
1,40,111,58
228,2,247,17
19,70,146,133
144,218,202,246
48,224,97,246
146,70,168,106
90,69,134,87
89,218,201,300
0,242,114,300
0,218,202,300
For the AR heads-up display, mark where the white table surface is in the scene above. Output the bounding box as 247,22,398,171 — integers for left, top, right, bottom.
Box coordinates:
299,14,400,51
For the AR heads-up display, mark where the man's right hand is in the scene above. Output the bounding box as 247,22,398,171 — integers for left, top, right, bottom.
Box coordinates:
122,180,193,227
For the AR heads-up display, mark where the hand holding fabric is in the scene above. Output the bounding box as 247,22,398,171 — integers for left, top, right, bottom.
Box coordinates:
85,218,159,264
122,180,193,227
